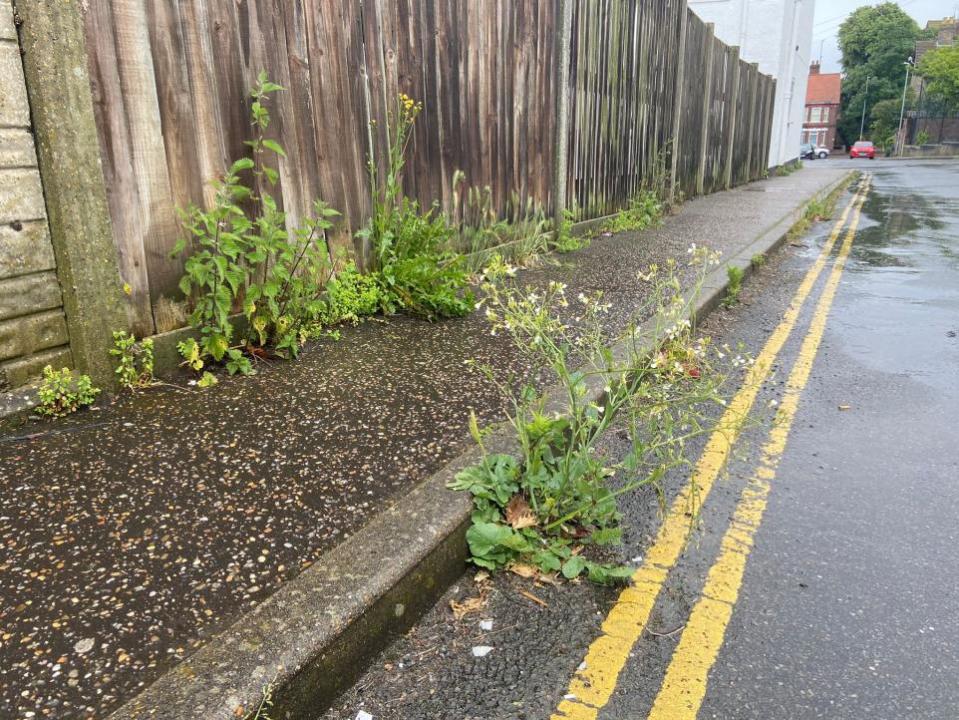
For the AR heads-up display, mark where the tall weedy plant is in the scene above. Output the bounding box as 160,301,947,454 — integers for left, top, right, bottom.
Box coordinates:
451,247,748,583
358,94,473,320
174,72,339,373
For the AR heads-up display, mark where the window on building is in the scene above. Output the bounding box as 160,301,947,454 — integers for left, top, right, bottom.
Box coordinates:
821,107,829,123
809,106,823,123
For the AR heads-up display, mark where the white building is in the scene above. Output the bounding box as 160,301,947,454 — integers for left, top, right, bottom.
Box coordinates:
689,0,815,167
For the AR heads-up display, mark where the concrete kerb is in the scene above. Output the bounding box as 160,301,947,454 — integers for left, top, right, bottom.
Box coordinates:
106,169,856,720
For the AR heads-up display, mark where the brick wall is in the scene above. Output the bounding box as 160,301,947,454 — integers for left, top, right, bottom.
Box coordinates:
0,0,71,391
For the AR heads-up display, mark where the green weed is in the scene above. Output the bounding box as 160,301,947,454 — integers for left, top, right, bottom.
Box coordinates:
451,248,737,583
110,331,155,390
173,72,339,372
604,191,663,234
724,265,744,307
36,366,100,417
358,94,473,321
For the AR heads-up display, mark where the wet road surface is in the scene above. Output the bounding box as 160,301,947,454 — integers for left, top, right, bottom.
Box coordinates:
320,159,959,719
0,165,844,718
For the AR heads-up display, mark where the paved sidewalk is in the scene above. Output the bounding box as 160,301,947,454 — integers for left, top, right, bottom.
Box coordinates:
0,165,845,719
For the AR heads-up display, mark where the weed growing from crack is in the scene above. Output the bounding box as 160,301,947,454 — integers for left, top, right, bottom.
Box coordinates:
36,366,100,418
110,331,155,390
724,265,745,307
450,247,748,583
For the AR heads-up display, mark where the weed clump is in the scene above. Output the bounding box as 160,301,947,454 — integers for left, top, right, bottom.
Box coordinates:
36,366,100,417
450,247,741,583
724,265,745,307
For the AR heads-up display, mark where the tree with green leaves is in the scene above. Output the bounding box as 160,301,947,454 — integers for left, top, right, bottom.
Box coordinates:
869,98,902,151
837,3,920,146
917,43,959,112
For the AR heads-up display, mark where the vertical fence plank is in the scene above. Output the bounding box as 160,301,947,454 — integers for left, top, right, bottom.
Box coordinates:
695,23,715,196
668,0,689,205
723,48,740,190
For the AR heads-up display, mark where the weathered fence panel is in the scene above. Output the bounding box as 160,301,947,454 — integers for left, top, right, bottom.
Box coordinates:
566,0,681,220
19,0,776,349
376,0,560,223
81,0,562,337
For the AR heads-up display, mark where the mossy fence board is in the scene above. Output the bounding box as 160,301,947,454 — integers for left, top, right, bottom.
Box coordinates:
11,0,776,356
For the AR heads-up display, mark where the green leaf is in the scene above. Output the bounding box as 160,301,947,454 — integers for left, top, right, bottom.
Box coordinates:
204,334,230,362
588,527,623,546
586,562,634,584
561,555,587,579
231,157,255,173
466,522,516,568
262,139,287,158
533,551,562,573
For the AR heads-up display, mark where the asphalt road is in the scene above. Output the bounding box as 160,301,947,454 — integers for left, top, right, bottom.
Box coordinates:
321,159,959,720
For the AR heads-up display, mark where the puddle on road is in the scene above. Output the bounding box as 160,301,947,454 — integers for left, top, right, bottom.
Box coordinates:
822,167,959,394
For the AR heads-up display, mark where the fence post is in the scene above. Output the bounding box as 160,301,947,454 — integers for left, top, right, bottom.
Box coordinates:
552,0,574,238
723,48,741,190
668,0,689,206
14,0,127,388
744,62,759,180
695,23,715,197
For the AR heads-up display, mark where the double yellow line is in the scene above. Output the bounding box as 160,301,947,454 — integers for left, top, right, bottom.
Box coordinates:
552,176,871,720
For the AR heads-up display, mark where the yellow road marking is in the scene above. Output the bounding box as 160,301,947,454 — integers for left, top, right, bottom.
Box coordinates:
552,178,869,720
645,181,868,720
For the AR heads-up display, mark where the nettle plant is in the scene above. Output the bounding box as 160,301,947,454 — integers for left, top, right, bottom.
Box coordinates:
358,93,473,320
173,72,339,374
110,331,155,390
450,247,743,583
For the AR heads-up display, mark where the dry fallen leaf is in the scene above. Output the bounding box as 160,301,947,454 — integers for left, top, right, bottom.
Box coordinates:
450,595,485,620
509,563,538,579
505,495,537,530
535,572,561,587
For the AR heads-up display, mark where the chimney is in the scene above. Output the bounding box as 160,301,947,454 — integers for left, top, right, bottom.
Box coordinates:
810,61,820,75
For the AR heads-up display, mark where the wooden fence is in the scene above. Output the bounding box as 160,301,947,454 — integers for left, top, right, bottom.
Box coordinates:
73,0,775,338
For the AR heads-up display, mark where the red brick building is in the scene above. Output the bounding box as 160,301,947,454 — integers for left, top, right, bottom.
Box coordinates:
802,62,842,149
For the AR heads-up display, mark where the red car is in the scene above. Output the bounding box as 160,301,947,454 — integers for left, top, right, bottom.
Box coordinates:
849,140,876,159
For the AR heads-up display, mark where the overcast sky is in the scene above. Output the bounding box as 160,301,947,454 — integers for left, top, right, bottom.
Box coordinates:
813,0,956,72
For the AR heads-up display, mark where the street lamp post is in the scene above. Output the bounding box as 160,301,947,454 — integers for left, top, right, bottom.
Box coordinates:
859,75,872,140
896,57,914,156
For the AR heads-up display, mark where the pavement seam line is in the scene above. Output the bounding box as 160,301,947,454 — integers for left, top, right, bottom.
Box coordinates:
645,177,870,720
550,178,869,720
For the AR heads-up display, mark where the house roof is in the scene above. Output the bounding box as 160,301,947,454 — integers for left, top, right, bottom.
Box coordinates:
806,72,842,105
